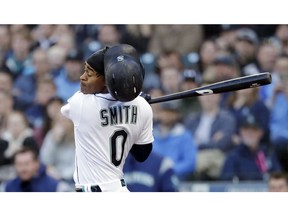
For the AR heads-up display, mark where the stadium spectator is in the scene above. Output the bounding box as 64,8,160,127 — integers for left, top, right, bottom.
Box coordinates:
54,29,76,55
72,25,100,50
159,67,182,95
148,25,203,56
226,87,270,145
0,111,38,181
185,81,236,180
25,78,57,130
47,45,67,78
98,25,121,45
13,48,52,111
0,91,14,136
233,28,259,73
242,41,278,76
0,25,11,66
53,48,83,101
123,152,178,192
0,70,13,94
210,55,241,106
152,101,197,180
30,25,57,50
221,114,281,181
1,147,70,192
269,65,288,172
40,110,75,185
260,54,288,108
194,39,219,74
268,171,288,192
121,25,152,54
213,55,240,81
179,69,202,117
4,29,34,80
269,25,288,55
215,25,241,53
156,50,184,72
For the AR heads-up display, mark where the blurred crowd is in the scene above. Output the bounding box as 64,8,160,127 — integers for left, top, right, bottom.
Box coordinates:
0,24,288,192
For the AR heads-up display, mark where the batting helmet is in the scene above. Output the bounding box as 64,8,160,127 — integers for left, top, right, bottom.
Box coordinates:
104,44,144,102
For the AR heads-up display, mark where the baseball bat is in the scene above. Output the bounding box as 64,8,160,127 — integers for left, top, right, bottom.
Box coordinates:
148,72,272,104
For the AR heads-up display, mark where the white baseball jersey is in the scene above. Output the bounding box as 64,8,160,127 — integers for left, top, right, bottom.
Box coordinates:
61,91,154,185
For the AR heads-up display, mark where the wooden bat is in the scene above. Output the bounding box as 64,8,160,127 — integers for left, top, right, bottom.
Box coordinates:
148,72,272,104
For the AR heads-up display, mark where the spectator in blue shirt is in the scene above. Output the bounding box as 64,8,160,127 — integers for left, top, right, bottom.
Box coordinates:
53,48,83,101
221,114,281,181
152,101,197,180
269,69,288,172
123,152,178,192
4,29,34,80
2,147,70,192
12,48,52,111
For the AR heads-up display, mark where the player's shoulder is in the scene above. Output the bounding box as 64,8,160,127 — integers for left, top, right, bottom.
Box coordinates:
134,95,150,106
69,90,82,98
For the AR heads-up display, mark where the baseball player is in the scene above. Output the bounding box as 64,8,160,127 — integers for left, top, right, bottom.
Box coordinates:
61,44,154,192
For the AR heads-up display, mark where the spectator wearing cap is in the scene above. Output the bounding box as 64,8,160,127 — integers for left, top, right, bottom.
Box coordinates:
179,69,202,117
221,114,281,181
226,87,270,145
212,55,240,81
233,28,259,74
53,48,83,101
152,101,197,180
208,55,240,106
12,48,52,111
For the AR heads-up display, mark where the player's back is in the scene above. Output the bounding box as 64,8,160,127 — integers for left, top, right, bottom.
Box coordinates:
65,91,153,185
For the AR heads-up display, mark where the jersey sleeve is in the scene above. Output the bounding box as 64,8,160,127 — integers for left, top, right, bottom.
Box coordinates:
60,91,80,119
61,103,71,119
135,100,154,145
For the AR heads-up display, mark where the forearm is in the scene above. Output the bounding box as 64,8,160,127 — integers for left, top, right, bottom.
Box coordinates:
130,143,152,162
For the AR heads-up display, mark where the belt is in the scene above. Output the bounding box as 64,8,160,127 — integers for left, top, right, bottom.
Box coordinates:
75,179,126,192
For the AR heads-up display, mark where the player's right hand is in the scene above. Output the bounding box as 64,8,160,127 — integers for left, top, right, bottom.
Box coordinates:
140,92,151,102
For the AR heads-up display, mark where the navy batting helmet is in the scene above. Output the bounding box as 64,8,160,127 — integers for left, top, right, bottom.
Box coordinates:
104,44,144,102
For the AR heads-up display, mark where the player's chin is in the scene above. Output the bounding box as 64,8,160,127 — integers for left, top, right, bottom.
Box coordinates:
80,85,88,94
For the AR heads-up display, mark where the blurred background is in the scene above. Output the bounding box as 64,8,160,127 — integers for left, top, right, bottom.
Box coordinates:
0,24,288,192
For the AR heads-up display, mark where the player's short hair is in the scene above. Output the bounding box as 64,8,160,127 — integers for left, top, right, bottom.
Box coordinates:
86,46,109,76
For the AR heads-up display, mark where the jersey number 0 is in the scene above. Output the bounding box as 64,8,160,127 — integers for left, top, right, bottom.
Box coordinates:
110,130,128,166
